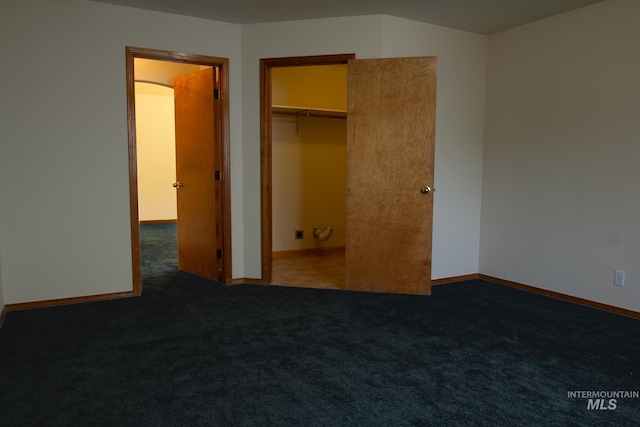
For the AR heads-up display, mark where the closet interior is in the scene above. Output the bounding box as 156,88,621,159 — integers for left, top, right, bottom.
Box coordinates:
270,64,348,289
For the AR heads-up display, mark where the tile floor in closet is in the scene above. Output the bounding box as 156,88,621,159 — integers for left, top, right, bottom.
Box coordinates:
271,252,344,290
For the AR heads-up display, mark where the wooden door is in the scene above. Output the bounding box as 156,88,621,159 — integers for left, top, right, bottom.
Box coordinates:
345,57,437,295
173,68,222,281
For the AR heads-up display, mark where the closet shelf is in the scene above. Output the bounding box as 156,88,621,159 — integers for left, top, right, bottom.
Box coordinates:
272,105,346,119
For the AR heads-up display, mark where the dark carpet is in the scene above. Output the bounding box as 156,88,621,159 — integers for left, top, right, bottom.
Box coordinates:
0,227,638,425
139,222,178,279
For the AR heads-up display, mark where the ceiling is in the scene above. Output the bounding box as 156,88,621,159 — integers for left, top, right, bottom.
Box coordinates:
91,0,604,35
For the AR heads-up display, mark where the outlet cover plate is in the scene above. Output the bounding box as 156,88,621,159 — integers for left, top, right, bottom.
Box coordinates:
614,270,625,287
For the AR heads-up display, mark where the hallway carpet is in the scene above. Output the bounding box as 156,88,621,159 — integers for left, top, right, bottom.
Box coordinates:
139,222,178,279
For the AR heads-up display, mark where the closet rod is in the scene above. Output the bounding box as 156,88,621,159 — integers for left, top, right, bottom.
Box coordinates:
272,107,346,120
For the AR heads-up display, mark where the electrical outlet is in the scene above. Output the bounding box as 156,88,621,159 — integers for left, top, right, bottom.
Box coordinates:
295,230,304,240
614,270,625,287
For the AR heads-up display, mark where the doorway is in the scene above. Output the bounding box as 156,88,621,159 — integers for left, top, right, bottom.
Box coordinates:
126,47,232,295
260,54,355,287
270,64,349,289
261,55,437,295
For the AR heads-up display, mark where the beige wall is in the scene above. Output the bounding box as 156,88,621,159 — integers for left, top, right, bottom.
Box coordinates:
135,84,177,222
481,0,640,311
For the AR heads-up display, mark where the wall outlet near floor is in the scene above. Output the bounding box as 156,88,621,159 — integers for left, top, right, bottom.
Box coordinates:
613,270,625,287
295,230,304,240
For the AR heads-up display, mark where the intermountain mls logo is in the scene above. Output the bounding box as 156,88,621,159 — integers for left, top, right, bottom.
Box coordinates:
567,390,640,410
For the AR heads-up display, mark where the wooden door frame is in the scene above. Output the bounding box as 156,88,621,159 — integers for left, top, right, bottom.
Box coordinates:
126,46,232,295
259,54,355,284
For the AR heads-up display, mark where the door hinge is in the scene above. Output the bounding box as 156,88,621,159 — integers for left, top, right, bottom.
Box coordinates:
215,170,221,181
214,89,220,100
216,249,222,259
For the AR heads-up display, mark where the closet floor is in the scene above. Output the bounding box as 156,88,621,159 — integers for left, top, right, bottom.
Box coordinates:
272,252,345,290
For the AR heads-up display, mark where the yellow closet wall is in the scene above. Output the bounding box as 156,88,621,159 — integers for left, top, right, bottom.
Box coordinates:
272,65,347,111
271,65,348,252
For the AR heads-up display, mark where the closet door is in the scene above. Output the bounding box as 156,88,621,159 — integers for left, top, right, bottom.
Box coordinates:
345,57,437,295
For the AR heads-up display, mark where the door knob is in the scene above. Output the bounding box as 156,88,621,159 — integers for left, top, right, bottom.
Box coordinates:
420,186,431,194
173,182,183,188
